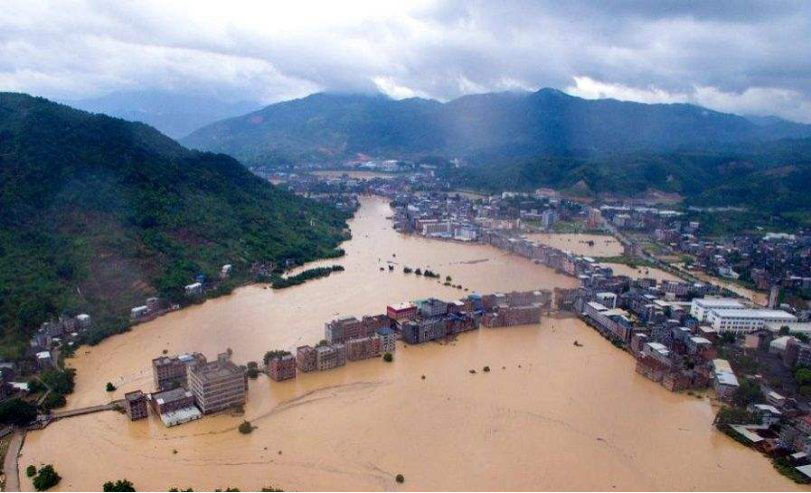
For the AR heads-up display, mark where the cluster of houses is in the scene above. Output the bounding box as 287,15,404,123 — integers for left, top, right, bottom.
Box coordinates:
264,290,549,382
123,350,247,427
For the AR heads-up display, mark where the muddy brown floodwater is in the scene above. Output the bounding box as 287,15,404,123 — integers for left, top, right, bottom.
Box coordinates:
524,233,625,258
20,197,802,491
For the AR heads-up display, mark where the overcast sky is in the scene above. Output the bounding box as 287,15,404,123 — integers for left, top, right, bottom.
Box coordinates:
2,0,810,122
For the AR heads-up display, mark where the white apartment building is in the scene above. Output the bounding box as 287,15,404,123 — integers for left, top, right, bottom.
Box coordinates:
689,297,747,322
706,308,797,333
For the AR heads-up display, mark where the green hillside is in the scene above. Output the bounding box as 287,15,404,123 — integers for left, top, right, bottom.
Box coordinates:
0,93,348,358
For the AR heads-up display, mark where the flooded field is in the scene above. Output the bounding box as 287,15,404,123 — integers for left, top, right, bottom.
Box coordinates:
524,233,624,257
19,197,800,491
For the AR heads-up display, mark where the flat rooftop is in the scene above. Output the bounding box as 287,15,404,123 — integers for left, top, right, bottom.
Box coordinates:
710,309,796,320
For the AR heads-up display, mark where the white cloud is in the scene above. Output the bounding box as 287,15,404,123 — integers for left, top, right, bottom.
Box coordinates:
0,0,810,121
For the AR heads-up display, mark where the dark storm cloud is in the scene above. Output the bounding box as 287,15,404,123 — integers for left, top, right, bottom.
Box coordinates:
1,0,810,121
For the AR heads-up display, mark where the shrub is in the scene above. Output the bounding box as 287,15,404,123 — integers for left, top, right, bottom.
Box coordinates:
383,352,393,363
26,465,37,477
33,465,61,491
395,474,405,483
103,479,136,491
106,382,117,392
483,366,490,372
238,421,253,434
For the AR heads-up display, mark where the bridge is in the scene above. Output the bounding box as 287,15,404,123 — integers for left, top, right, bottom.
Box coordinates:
29,401,122,429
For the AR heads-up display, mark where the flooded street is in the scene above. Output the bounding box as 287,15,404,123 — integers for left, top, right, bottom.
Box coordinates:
524,233,624,258
19,197,800,491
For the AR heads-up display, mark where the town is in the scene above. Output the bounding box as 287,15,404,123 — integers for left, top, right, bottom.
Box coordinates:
6,169,811,487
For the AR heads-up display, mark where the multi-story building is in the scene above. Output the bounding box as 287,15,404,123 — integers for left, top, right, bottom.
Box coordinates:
402,318,447,344
149,387,201,427
152,352,207,391
784,338,811,369
712,359,739,400
296,345,317,372
387,302,417,321
347,335,382,361
325,316,363,344
689,298,746,322
315,343,347,370
123,390,148,421
706,309,797,333
151,387,196,415
376,327,396,353
187,352,247,414
267,353,296,382
416,298,448,318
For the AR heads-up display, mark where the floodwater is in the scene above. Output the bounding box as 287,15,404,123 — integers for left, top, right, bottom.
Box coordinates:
692,271,768,307
20,197,800,491
311,170,394,180
600,262,683,283
525,233,624,258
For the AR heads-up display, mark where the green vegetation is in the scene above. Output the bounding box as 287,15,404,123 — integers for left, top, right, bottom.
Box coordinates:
103,479,136,491
0,93,349,358
0,398,37,426
270,265,344,289
732,379,764,407
27,465,37,478
595,256,655,269
383,352,393,363
238,421,253,434
246,361,259,379
32,464,61,491
403,266,413,274
395,474,405,484
106,382,117,392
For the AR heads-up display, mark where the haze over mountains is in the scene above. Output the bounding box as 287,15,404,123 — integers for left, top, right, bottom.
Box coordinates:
67,90,263,139
0,93,346,354
182,89,811,166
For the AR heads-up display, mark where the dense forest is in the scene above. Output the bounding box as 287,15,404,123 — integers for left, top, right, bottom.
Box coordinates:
0,93,349,358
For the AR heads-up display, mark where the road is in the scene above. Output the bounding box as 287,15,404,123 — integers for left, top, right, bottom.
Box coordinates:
3,428,25,492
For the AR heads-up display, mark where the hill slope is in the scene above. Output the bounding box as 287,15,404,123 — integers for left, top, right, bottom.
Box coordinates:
182,90,811,165
0,93,348,356
67,90,262,139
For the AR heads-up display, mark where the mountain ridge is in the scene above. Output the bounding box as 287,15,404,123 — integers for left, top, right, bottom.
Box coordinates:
181,89,811,165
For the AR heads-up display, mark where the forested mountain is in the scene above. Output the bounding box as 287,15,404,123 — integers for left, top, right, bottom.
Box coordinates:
0,93,348,356
67,90,262,139
182,89,811,165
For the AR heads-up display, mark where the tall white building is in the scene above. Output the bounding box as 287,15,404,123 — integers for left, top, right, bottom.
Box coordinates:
706,309,797,333
689,298,746,322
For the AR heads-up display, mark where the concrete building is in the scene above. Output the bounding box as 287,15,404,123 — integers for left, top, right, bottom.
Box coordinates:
376,327,396,353
150,387,201,427
296,345,317,372
713,359,740,400
315,343,347,371
267,353,296,382
124,390,148,421
152,352,206,391
347,335,382,361
184,282,203,296
325,316,363,344
689,298,747,322
416,298,448,318
706,309,797,333
387,302,417,321
187,352,247,414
